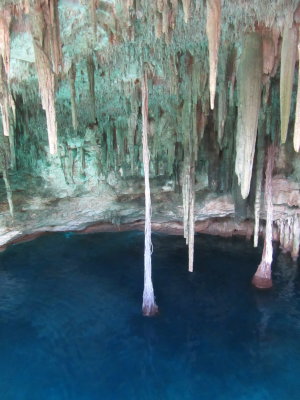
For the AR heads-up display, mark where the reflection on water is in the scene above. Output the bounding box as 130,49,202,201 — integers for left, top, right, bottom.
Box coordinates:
0,232,299,400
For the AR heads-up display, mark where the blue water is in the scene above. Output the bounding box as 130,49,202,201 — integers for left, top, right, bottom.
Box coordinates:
0,231,300,400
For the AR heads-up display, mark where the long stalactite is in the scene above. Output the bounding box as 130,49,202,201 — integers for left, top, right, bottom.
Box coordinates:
294,34,300,152
30,0,60,155
235,33,262,199
206,0,221,110
280,24,297,144
0,56,16,170
141,69,158,317
0,8,11,75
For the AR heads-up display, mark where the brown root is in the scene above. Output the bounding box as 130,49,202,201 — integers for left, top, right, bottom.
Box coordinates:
142,304,159,317
252,274,273,289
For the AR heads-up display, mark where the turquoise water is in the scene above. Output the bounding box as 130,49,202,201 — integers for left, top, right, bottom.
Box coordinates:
0,231,299,400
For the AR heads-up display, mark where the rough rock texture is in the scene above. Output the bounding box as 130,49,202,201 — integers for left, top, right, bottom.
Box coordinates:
0,0,299,265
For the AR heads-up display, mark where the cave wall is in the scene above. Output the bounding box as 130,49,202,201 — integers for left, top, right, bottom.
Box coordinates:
0,0,300,261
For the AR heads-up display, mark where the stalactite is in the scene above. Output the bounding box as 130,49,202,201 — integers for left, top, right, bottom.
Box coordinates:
0,56,10,138
90,0,97,38
162,0,169,35
155,14,162,38
0,9,11,75
0,145,13,218
206,0,221,110
276,216,300,261
291,216,300,261
252,144,276,289
182,0,190,24
2,167,14,217
49,0,62,74
0,56,16,169
87,55,96,123
141,70,158,317
30,0,58,155
68,62,78,132
280,24,297,144
235,33,262,199
262,33,275,76
294,35,300,152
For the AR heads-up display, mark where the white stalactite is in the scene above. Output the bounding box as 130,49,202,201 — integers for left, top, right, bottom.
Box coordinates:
0,56,16,169
0,10,11,76
235,33,262,199
280,24,297,144
292,216,300,260
2,166,14,218
0,145,14,218
276,216,300,260
206,0,221,110
30,0,59,155
294,36,300,152
0,57,10,138
182,0,191,24
141,70,158,317
252,145,275,289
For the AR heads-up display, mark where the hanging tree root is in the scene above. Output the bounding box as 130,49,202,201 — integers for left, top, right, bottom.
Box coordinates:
252,261,273,289
252,144,276,289
141,68,158,317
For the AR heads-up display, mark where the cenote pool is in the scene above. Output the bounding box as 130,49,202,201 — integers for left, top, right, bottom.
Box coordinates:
0,231,300,400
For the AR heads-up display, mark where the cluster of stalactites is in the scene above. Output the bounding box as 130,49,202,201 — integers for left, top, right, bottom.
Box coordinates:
29,0,62,155
154,0,178,41
235,33,263,200
276,216,300,261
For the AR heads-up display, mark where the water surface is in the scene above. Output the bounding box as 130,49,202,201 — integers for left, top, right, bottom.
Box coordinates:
0,231,299,400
